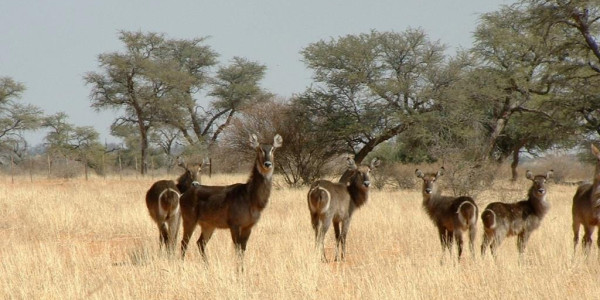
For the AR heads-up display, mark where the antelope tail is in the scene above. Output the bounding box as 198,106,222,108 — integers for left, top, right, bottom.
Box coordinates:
456,201,477,226
307,185,331,214
481,209,496,229
158,188,181,217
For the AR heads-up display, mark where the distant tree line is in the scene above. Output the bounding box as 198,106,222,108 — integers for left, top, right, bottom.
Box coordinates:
1,0,599,186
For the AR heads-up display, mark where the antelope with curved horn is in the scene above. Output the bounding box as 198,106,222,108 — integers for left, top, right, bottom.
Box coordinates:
415,167,478,260
179,134,282,269
481,170,553,257
145,158,202,252
308,157,380,262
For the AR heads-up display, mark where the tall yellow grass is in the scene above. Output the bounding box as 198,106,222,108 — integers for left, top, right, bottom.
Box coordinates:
1,173,598,299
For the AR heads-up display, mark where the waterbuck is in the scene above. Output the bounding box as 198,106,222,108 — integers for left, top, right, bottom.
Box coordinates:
308,157,379,262
179,134,282,267
145,158,202,252
572,144,600,255
481,170,553,257
415,167,478,260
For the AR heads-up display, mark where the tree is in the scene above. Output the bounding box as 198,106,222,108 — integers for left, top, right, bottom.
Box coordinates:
522,0,600,138
161,56,270,147
86,31,270,174
43,112,104,175
205,57,271,146
148,37,218,146
220,98,341,186
0,77,43,163
468,5,565,161
85,31,168,175
297,29,455,163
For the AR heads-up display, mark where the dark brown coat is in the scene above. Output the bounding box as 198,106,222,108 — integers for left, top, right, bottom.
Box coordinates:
145,160,202,252
572,144,600,254
481,170,553,257
416,167,478,259
308,158,378,262
179,134,282,266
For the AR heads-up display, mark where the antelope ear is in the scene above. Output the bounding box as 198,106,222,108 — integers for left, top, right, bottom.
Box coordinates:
273,134,283,148
176,156,186,169
526,170,533,180
347,157,357,170
437,167,445,177
415,169,424,178
592,144,600,159
370,157,381,169
250,133,260,148
546,169,554,179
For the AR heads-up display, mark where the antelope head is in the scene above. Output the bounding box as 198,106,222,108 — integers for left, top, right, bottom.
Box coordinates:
177,156,203,187
346,157,379,189
415,167,444,196
250,133,283,177
526,169,553,198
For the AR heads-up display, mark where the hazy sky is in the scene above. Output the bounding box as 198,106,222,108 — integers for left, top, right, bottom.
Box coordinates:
1,0,510,145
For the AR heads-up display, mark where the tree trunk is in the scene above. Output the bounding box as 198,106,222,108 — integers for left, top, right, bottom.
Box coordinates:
353,123,410,164
210,109,236,145
510,149,520,182
139,126,148,176
510,140,527,182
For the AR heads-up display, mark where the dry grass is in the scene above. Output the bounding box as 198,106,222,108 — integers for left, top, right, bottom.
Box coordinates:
1,173,599,299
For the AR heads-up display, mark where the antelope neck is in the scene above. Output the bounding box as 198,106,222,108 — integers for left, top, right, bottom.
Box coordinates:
527,186,549,217
248,161,273,209
592,178,600,205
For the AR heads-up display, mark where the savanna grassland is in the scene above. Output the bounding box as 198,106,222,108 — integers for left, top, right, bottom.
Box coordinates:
1,171,599,299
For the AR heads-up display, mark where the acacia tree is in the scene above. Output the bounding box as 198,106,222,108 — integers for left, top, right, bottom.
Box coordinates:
521,0,600,137
162,56,270,147
86,31,270,174
205,57,271,146
85,31,170,175
149,38,218,146
43,112,104,174
220,99,341,186
0,77,43,162
463,4,581,166
297,29,456,163
470,5,553,159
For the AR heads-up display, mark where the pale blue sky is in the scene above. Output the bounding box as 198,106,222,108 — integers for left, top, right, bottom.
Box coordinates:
0,0,509,145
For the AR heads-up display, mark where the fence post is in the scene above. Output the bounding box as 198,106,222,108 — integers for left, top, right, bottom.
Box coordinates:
29,157,33,183
102,153,106,180
84,154,88,181
118,153,123,181
10,155,14,184
151,157,155,179
47,154,51,179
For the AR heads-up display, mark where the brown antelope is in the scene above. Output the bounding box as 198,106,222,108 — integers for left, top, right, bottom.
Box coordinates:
179,134,282,267
481,170,553,257
415,167,478,259
145,158,202,252
308,157,380,262
572,144,600,255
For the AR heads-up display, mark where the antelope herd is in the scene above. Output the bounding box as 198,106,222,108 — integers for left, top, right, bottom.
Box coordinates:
144,136,600,267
